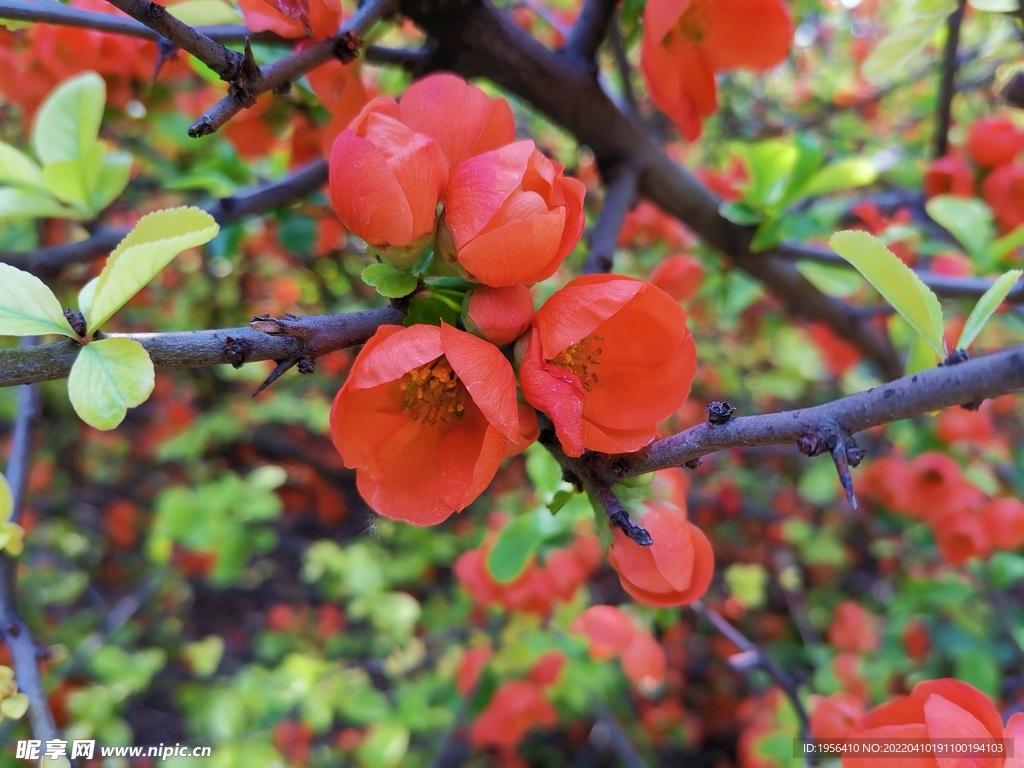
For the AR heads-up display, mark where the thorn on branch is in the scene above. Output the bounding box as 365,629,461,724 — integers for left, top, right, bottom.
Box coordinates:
147,1,164,18
297,357,315,374
227,38,261,107
941,348,971,366
252,358,301,397
592,484,652,546
830,431,862,508
706,401,736,426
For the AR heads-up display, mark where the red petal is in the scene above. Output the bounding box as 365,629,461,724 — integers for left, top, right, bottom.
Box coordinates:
441,322,519,440
519,327,586,457
534,274,644,358
701,0,793,73
445,140,535,246
643,0,692,46
457,208,566,287
347,324,442,389
640,33,716,142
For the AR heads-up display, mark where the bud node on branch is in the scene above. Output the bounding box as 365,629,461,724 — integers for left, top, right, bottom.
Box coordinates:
706,401,736,426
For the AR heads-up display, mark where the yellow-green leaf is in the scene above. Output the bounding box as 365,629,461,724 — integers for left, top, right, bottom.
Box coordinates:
83,206,219,333
957,269,1023,350
925,195,995,264
862,7,952,85
0,523,24,557
78,277,99,321
357,723,410,768
182,635,225,678
801,158,878,198
0,188,75,220
829,230,946,357
170,0,244,25
0,473,11,524
88,150,132,213
968,0,1018,10
43,158,90,210
0,692,28,720
0,141,47,193
68,337,155,430
0,264,76,338
32,71,106,165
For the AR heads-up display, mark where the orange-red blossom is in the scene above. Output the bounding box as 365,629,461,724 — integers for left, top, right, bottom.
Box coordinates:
640,0,793,141
330,323,536,525
519,275,696,457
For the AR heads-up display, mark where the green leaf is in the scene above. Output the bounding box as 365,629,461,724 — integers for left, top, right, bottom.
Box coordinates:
67,337,156,430
968,0,1018,10
43,159,90,210
926,195,995,265
719,201,764,226
795,260,864,297
989,552,1024,590
0,693,28,720
32,71,106,165
170,0,244,25
0,188,74,219
725,563,768,609
0,472,11,524
829,230,946,357
0,263,76,337
357,723,409,768
487,514,544,583
0,140,47,193
362,263,419,299
84,206,219,333
801,158,879,198
956,269,1023,350
732,139,799,209
862,7,953,86
547,489,576,515
78,277,99,321
954,648,998,698
183,636,225,678
86,150,132,213
988,222,1024,263
774,134,824,212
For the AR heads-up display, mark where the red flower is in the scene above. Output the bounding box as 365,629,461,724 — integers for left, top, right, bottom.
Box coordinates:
981,497,1024,550
571,605,638,660
329,97,448,252
924,155,974,199
810,693,864,741
982,163,1024,231
966,116,1024,168
238,0,342,38
456,646,493,694
827,601,879,654
640,0,792,140
396,73,515,169
844,679,1003,768
330,323,527,525
607,500,714,606
808,323,861,378
527,650,567,688
441,141,586,286
465,285,536,346
618,200,695,250
901,617,931,663
902,452,983,522
470,680,558,749
620,629,667,687
649,253,703,302
519,275,696,456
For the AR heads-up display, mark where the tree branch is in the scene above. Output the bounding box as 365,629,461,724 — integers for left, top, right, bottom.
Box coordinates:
189,0,399,138
0,0,283,42
402,0,902,379
594,344,1024,481
0,159,328,273
582,161,639,274
102,0,245,81
0,340,59,746
561,0,617,62
935,0,967,159
0,306,404,388
691,599,811,739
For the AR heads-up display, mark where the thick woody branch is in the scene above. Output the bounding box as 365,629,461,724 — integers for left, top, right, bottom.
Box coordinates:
102,0,245,80
0,159,328,273
0,0,283,42
189,0,398,138
0,306,404,388
401,0,902,379
561,0,618,61
0,341,59,745
582,161,639,274
596,344,1024,481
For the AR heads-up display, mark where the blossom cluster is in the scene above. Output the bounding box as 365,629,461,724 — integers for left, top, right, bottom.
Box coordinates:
328,74,698,523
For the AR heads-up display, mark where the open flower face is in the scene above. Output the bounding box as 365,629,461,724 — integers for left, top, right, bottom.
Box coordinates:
330,323,527,524
519,275,696,457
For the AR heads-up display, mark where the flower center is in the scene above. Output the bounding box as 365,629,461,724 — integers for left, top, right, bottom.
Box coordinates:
547,335,603,391
402,356,467,425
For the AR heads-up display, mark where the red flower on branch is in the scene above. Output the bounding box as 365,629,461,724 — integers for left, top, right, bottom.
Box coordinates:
238,0,343,38
519,275,696,457
924,155,974,200
470,680,558,749
440,140,586,287
607,500,714,606
330,323,532,525
640,0,793,141
329,97,448,252
965,116,1024,168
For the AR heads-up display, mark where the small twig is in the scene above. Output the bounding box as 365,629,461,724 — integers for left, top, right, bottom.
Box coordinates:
607,14,638,117
691,599,811,739
102,0,245,80
0,159,328,273
772,550,822,647
189,0,398,137
590,483,653,546
582,161,639,274
0,306,404,388
0,339,59,746
561,0,618,61
365,44,436,75
591,701,648,768
934,0,967,158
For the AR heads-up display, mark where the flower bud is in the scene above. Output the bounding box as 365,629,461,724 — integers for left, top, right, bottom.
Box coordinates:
464,284,535,346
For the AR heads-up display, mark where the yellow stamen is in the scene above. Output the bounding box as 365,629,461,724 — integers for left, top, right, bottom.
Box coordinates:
402,357,467,425
547,335,604,391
